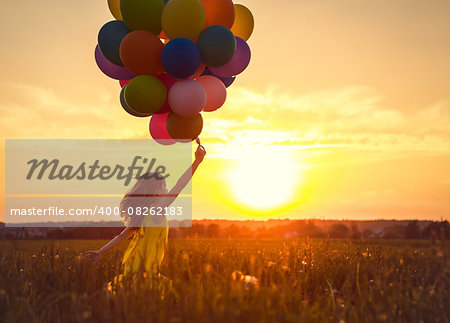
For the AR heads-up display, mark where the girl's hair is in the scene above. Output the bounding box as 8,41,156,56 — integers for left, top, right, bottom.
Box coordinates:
120,172,166,228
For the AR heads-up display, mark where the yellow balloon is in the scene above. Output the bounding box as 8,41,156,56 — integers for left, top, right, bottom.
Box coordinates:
107,0,123,20
231,4,254,41
162,0,205,40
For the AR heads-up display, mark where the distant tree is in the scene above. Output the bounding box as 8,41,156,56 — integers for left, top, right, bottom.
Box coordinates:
239,225,254,238
307,220,324,238
295,220,324,238
351,223,362,239
47,229,65,239
328,223,350,239
382,225,405,239
422,221,450,240
224,224,240,238
206,223,221,238
192,223,206,236
256,226,272,239
223,225,254,238
405,220,421,239
362,229,374,239
174,223,206,238
295,221,308,237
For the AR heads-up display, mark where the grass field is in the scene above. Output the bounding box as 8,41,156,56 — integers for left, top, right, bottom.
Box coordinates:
0,238,449,322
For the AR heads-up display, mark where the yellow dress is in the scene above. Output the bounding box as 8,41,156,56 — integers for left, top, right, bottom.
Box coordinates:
108,214,169,291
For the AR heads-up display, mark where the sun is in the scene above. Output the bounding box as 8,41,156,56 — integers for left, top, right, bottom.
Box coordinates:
227,146,300,213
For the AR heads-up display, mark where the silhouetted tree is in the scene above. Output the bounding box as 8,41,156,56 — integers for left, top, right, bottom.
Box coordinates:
256,226,272,238
422,221,450,240
192,223,206,237
351,223,362,239
206,223,221,238
295,220,324,238
239,225,253,238
224,224,239,238
47,229,65,239
382,225,405,239
405,220,421,239
362,229,374,239
223,225,254,238
328,223,350,238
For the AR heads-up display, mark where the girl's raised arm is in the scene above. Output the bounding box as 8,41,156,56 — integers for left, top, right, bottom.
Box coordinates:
158,144,206,209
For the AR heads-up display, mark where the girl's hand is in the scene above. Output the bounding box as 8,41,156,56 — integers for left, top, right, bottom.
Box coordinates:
83,250,101,263
195,145,206,162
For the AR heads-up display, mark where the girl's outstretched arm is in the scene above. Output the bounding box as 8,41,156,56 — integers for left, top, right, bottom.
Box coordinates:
158,144,206,209
84,227,138,262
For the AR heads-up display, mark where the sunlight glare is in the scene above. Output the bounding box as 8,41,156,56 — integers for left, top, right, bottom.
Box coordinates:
229,146,298,211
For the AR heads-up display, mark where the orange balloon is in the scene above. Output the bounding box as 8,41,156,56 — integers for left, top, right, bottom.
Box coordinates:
166,112,203,142
120,31,164,76
231,4,254,41
108,0,122,20
200,0,235,29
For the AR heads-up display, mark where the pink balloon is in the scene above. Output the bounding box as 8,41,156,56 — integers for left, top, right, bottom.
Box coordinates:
196,75,227,112
149,113,177,145
94,45,135,80
168,79,206,117
154,73,177,114
209,37,251,77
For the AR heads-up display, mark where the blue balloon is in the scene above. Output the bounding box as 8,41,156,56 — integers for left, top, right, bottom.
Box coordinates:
161,38,201,79
197,25,236,68
120,84,151,117
98,21,131,66
202,68,235,88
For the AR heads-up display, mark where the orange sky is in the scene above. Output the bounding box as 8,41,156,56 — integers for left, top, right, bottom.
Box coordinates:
1,0,449,221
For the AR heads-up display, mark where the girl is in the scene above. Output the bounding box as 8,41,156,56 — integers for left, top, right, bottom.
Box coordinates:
84,143,206,287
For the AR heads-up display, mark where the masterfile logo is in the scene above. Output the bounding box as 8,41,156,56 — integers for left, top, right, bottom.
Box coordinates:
4,139,193,227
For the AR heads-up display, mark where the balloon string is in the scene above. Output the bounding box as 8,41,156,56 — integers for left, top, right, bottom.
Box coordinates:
196,138,201,146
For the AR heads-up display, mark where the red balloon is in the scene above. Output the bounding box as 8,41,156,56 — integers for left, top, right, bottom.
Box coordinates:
149,113,177,145
154,73,177,114
120,31,164,76
119,79,131,87
201,0,235,29
157,73,178,88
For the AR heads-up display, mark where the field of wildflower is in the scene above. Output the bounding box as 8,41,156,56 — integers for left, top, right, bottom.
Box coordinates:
0,238,449,322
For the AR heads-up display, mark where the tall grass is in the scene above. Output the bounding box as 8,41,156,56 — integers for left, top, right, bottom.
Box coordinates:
0,238,448,322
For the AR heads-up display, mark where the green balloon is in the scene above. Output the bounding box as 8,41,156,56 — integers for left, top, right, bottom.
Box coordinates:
121,0,165,35
124,76,167,115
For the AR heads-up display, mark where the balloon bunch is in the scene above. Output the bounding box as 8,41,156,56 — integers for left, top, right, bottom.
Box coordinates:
95,0,254,144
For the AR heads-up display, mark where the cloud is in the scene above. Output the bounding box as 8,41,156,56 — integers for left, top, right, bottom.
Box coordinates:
1,82,449,163
0,83,149,139
202,85,450,157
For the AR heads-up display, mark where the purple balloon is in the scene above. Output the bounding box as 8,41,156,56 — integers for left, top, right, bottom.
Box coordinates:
94,45,135,80
209,37,251,78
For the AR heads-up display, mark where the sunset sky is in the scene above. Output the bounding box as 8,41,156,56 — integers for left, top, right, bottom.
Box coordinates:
1,0,449,221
